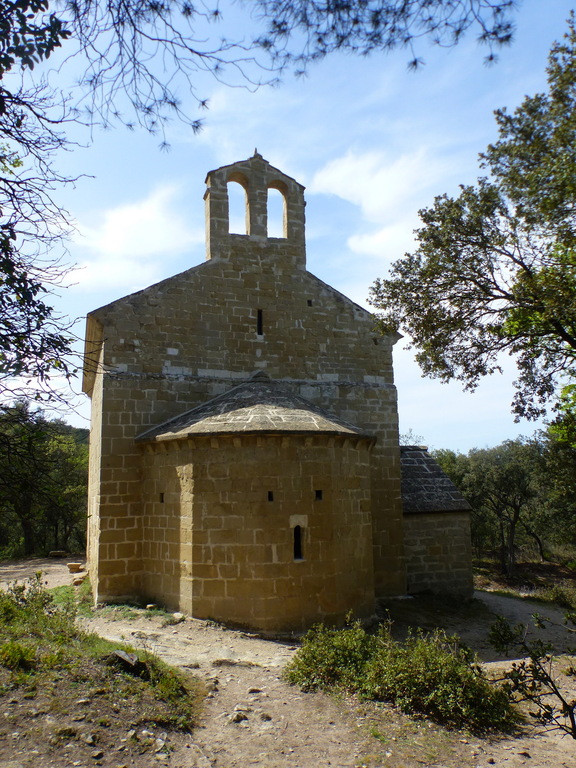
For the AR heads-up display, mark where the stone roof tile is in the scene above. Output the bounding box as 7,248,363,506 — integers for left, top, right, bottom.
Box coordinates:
400,446,471,514
136,372,373,442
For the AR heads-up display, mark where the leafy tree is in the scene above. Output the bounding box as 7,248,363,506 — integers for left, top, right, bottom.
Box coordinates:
0,402,88,556
0,2,75,403
434,439,555,573
370,16,576,421
539,412,576,543
251,0,515,71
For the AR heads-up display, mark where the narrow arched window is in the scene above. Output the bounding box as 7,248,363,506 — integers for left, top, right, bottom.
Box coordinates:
227,180,248,234
293,525,303,560
267,187,286,238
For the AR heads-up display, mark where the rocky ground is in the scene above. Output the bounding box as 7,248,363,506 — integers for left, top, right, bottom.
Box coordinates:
1,558,576,767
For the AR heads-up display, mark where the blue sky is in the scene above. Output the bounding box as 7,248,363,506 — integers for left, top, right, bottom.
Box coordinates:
45,0,575,451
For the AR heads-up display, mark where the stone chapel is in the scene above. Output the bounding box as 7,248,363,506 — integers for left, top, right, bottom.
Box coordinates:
82,152,472,632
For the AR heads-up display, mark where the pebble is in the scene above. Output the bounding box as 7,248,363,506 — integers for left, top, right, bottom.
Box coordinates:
91,750,104,759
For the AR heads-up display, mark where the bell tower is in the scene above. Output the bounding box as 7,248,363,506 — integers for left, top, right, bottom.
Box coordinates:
204,151,306,269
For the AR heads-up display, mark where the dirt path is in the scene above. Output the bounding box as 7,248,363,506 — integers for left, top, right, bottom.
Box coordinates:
2,559,576,767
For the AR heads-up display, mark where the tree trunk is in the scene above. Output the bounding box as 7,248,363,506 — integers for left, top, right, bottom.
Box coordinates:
15,495,36,556
20,516,36,556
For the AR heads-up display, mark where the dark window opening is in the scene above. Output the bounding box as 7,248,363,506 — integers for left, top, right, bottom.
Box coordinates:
257,309,263,335
159,493,165,503
268,491,274,502
294,525,303,560
315,489,323,501
373,338,379,345
307,299,313,307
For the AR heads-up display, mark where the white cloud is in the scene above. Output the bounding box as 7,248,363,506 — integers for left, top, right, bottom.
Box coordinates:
71,185,203,292
310,148,446,221
309,144,477,262
348,216,419,260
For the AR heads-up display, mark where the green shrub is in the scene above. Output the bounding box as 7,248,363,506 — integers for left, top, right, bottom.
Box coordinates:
0,641,36,670
284,619,378,692
363,628,514,731
540,582,576,610
284,620,517,733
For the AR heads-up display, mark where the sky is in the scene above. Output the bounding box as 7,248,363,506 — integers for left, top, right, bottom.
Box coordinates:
38,0,575,452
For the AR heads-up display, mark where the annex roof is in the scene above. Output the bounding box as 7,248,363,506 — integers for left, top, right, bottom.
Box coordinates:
400,446,472,515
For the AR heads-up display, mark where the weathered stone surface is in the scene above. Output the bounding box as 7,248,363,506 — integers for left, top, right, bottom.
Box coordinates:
400,446,471,515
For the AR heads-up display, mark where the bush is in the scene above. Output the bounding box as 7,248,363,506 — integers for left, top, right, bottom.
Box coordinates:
284,619,378,692
539,582,576,610
0,640,36,670
363,628,514,731
284,620,517,733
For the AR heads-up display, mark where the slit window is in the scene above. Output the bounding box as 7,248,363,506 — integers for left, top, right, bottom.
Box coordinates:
159,493,165,503
257,309,263,335
293,525,303,560
315,489,323,501
268,491,274,502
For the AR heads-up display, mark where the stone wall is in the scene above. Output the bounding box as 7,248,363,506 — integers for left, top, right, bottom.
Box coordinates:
403,512,473,596
138,433,375,631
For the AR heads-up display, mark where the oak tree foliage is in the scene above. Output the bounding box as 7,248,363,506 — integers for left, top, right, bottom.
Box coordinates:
0,401,88,556
370,15,576,420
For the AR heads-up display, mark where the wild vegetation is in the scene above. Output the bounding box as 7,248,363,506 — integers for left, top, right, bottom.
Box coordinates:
284,617,517,734
0,574,203,762
433,427,576,577
0,402,88,558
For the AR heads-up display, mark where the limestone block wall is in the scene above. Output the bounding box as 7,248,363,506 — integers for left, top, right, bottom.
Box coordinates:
85,253,405,601
85,339,104,594
403,512,473,596
139,433,375,631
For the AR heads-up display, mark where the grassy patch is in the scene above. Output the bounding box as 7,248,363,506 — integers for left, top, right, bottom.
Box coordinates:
0,574,203,731
474,558,576,611
284,619,518,734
